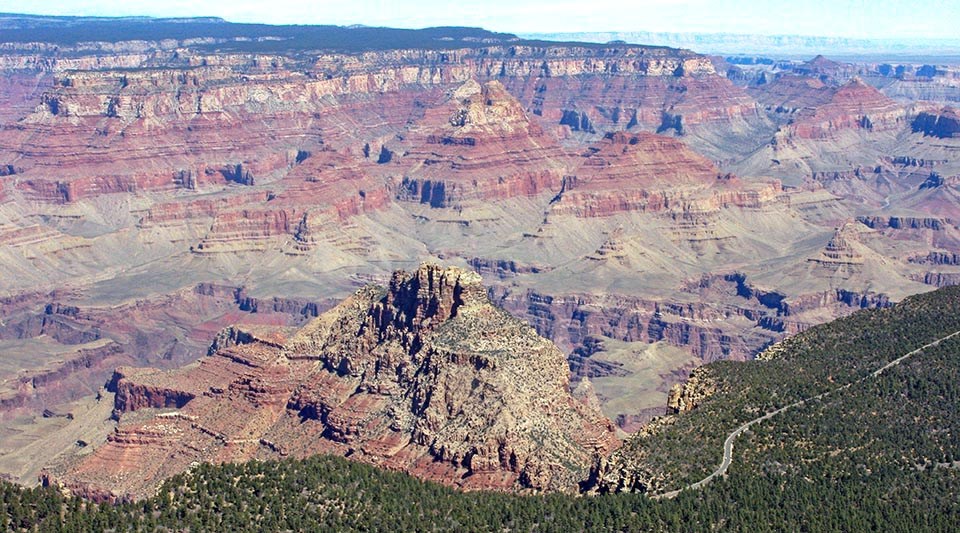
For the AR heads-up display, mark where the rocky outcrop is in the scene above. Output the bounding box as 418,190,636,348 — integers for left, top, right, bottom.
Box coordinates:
55,265,619,500
918,172,960,190
909,251,960,266
779,289,891,317
192,283,330,318
857,215,950,231
808,224,866,267
666,367,717,414
889,156,946,168
465,258,549,279
108,368,196,419
912,272,960,287
911,108,960,138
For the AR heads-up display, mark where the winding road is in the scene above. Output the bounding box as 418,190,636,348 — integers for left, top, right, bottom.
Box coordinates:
651,329,960,500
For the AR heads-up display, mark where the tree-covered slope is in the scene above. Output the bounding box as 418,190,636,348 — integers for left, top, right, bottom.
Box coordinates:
601,285,960,494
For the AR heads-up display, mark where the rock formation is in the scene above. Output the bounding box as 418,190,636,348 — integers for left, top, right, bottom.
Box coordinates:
389,79,569,208
778,78,905,139
551,131,781,217
809,223,866,267
912,108,960,138
665,367,717,414
50,265,618,501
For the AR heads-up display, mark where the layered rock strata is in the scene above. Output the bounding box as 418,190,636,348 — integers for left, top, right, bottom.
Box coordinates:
388,80,569,208
776,78,906,139
51,265,619,501
551,131,782,218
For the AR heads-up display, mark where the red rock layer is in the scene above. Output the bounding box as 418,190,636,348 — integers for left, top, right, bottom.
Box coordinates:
0,71,50,124
271,149,392,221
387,79,570,207
0,44,770,269
751,75,835,110
551,131,782,217
779,78,906,139
0,43,752,208
505,73,759,131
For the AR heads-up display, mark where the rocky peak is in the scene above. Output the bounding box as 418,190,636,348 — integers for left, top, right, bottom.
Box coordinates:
370,264,486,350
810,222,866,266
807,54,835,67
797,54,846,78
444,79,533,137
52,264,620,499
834,77,884,101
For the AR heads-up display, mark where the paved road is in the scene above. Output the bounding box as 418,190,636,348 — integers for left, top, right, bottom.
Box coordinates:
651,329,960,500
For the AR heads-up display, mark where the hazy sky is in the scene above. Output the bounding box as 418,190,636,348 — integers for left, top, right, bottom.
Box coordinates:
3,0,958,39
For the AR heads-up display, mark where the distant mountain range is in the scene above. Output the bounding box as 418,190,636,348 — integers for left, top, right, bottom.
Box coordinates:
0,13,228,28
520,31,960,60
7,13,959,61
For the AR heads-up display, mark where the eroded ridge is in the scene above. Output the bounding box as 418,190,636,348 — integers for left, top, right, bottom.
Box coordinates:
48,264,619,501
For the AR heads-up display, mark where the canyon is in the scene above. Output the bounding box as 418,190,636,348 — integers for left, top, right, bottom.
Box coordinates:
0,16,958,494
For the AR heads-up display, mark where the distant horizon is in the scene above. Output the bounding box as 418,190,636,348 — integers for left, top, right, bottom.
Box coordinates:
4,10,960,45
2,0,958,41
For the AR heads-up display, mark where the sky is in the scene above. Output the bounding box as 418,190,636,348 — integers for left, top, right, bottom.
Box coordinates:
2,0,959,40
